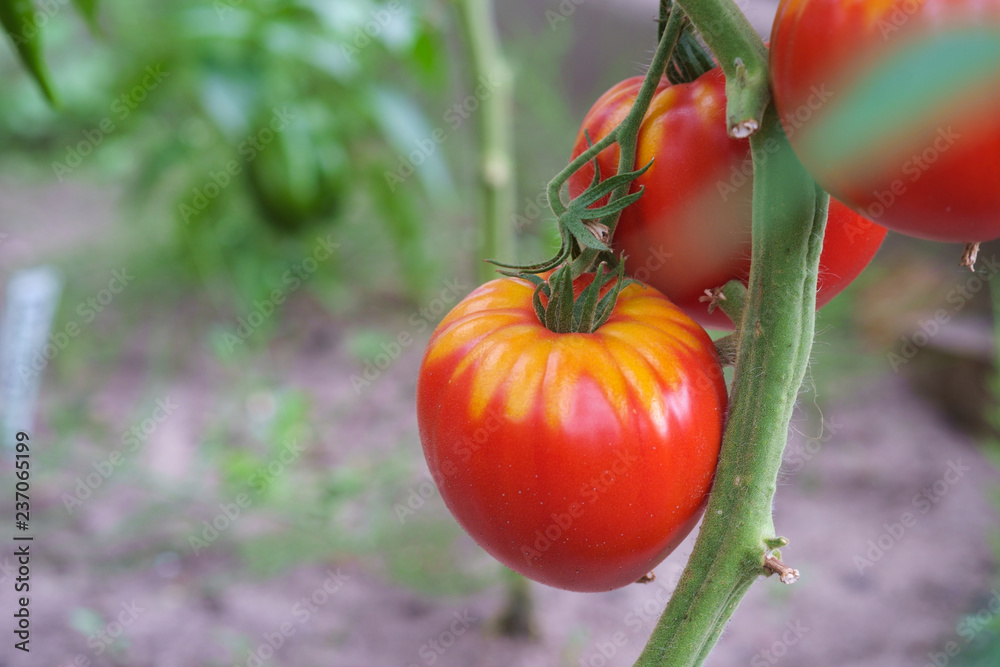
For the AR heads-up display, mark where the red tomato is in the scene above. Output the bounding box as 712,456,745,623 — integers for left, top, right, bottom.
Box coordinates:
567,70,886,330
416,275,727,592
770,0,1000,242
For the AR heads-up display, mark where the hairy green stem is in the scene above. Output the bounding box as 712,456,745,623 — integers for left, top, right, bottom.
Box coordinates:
707,279,749,327
659,0,671,42
457,0,516,283
619,1,828,663
672,0,769,137
598,9,683,241
633,106,828,666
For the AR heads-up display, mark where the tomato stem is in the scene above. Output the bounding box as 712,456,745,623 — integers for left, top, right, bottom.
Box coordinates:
544,6,686,272
671,0,770,138
521,262,633,334
496,8,689,333
633,108,829,667
699,279,748,326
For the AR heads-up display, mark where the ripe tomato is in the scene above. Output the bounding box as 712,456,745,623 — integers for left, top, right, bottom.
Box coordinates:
567,69,886,330
416,275,727,592
770,0,1000,242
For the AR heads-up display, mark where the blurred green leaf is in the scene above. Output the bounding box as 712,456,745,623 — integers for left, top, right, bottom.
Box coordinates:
0,0,58,103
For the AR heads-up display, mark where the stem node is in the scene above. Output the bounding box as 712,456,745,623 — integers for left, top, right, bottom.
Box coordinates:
714,333,738,366
764,553,800,585
961,242,981,271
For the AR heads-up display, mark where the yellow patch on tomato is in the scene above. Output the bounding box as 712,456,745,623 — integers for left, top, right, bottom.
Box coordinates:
600,335,669,435
501,339,551,422
463,326,538,420
599,322,684,389
426,312,523,365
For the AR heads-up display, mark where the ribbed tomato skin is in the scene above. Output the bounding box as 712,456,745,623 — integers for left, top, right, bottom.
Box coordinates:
416,276,727,592
567,70,886,330
770,0,1000,242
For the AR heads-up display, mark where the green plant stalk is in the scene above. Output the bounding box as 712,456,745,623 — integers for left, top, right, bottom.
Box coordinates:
673,0,769,137
633,107,828,666
457,0,516,284
542,10,685,279
626,0,828,661
547,9,685,232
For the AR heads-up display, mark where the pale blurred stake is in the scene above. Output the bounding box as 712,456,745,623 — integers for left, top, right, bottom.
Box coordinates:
0,267,62,451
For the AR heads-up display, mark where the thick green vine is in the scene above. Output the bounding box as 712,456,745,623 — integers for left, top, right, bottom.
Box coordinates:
629,0,828,663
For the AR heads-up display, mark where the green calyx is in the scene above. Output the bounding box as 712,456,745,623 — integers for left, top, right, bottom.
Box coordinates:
518,262,633,335
489,152,651,279
487,151,647,334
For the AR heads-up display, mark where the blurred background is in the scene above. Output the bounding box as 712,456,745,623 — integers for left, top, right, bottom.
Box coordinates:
1,0,1000,665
